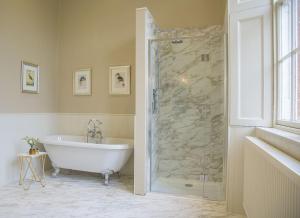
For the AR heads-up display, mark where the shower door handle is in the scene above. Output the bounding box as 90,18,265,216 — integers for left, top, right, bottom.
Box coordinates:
152,89,158,114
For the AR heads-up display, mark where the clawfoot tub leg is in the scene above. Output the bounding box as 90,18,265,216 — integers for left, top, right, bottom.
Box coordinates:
102,170,114,185
104,173,109,185
52,167,60,177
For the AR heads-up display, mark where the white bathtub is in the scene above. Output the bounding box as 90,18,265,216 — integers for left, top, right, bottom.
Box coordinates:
41,135,133,184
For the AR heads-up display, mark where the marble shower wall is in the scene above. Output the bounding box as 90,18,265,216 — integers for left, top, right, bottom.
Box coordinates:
149,40,159,185
150,26,225,182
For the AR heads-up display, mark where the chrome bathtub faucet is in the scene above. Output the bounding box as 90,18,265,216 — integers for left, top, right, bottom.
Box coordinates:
87,119,103,144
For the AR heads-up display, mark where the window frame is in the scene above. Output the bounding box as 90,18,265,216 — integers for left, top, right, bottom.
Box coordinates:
274,0,300,130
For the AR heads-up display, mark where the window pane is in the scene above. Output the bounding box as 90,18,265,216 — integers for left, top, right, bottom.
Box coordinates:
296,0,300,48
296,52,300,120
279,57,292,121
279,0,292,58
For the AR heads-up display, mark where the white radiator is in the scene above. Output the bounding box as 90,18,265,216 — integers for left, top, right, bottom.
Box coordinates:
244,137,300,218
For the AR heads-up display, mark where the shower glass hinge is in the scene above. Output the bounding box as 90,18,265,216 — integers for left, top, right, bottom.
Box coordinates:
201,54,209,62
152,89,158,114
199,174,208,182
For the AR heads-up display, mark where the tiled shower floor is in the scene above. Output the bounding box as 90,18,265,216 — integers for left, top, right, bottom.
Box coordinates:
151,177,225,201
0,171,245,218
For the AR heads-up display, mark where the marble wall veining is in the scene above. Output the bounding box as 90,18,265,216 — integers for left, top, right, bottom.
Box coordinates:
149,40,159,185
150,26,225,183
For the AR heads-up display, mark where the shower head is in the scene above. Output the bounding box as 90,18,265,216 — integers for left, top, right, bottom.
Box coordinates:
171,39,183,44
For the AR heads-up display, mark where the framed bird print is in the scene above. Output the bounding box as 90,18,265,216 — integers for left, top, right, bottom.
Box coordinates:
21,61,39,94
109,66,130,95
73,68,92,96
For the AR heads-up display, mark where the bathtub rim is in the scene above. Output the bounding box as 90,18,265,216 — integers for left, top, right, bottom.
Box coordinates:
41,135,134,150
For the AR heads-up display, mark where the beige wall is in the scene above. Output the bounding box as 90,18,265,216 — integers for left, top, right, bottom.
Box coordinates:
137,0,227,29
0,0,60,113
0,0,226,114
58,0,226,114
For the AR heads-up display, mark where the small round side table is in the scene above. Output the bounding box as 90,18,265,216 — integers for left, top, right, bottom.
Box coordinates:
17,152,47,190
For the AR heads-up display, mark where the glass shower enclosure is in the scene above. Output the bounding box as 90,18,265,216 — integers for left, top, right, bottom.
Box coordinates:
148,27,226,200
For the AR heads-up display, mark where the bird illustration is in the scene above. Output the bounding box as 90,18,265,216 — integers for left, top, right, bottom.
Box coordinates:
115,73,125,87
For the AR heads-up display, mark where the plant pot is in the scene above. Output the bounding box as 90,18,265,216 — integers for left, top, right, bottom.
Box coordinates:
29,148,37,155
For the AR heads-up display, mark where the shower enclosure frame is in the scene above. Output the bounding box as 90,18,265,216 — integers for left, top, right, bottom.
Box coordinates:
147,34,229,200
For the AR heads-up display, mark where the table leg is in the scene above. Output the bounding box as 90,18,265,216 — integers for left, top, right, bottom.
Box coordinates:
18,157,23,185
40,155,46,187
28,158,40,182
22,158,33,191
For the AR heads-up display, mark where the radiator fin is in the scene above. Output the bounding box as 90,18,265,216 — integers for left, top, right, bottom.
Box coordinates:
244,137,300,218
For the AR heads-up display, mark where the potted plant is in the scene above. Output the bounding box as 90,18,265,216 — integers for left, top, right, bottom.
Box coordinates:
23,136,39,155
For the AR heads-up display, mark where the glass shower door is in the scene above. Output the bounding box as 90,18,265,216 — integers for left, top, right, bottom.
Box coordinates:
149,35,225,200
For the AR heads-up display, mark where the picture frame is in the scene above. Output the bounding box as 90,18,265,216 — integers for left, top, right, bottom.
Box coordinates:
109,65,130,95
21,61,39,94
73,68,92,96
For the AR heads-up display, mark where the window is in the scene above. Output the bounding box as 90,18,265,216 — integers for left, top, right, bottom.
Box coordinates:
276,0,300,128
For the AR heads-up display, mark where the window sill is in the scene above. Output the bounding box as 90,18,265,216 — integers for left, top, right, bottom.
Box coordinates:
245,136,300,182
275,121,300,133
256,127,300,161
